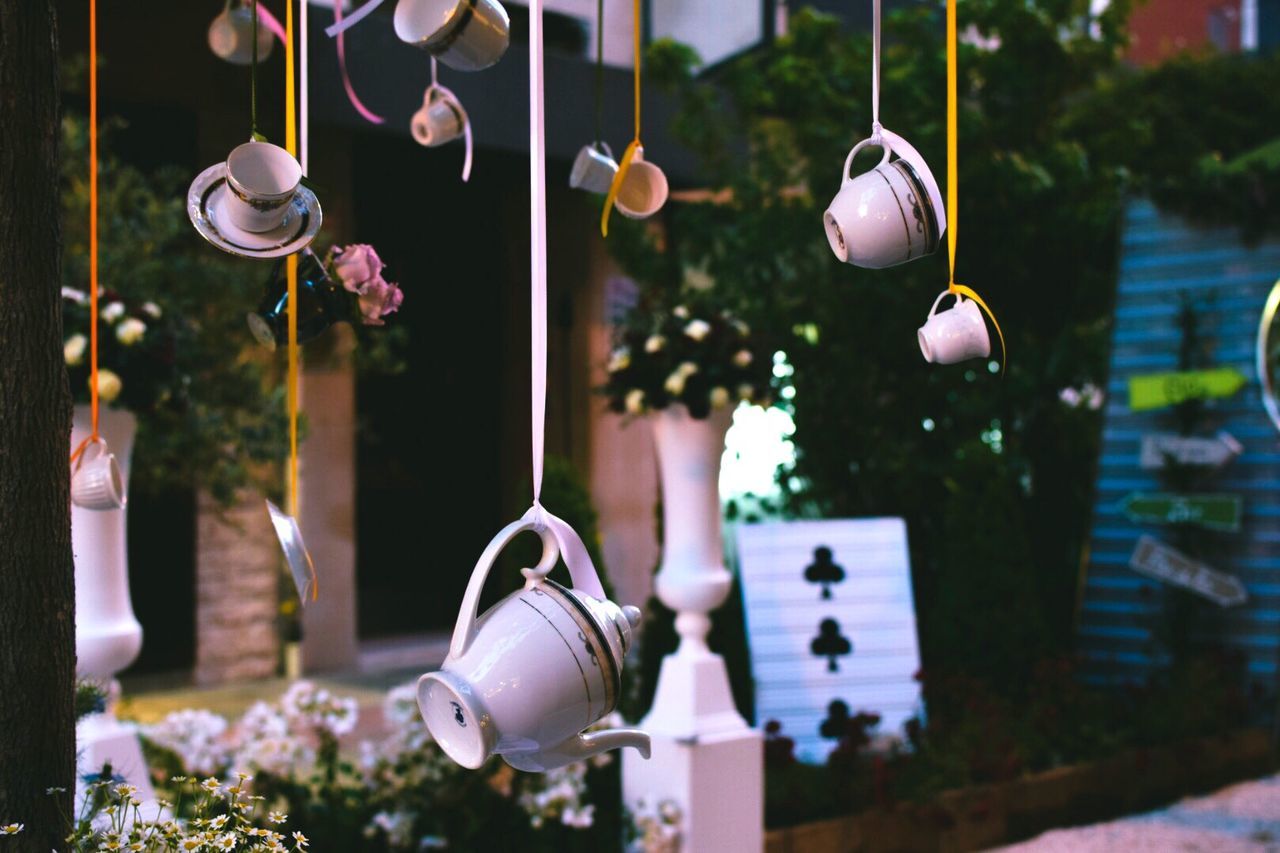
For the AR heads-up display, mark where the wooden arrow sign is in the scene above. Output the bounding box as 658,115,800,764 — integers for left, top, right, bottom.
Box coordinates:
1128,535,1248,606
1139,431,1243,469
1121,493,1243,532
1128,368,1247,411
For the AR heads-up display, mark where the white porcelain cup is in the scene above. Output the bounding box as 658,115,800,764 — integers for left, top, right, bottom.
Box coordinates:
823,136,941,269
394,0,511,72
918,291,991,365
570,142,618,194
223,141,302,233
72,438,126,511
208,3,274,66
411,90,467,147
417,516,650,772
613,147,669,220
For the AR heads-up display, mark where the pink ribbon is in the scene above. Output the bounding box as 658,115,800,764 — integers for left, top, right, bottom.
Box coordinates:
255,3,287,43
332,0,385,124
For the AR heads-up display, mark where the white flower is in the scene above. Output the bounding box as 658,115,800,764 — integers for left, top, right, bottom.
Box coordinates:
213,834,236,851
624,389,646,414
1083,382,1105,410
1059,387,1082,408
733,349,753,367
101,301,125,323
292,830,310,848
142,301,162,318
1,823,22,834
92,369,123,403
664,363,697,395
683,319,711,341
64,334,87,365
199,777,221,793
267,812,288,825
710,387,731,409
145,709,230,775
644,334,666,353
62,286,88,304
607,348,631,373
115,317,146,346
672,305,690,319
177,837,203,852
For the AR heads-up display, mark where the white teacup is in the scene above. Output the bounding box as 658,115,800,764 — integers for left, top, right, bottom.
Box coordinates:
224,141,302,234
570,142,618,194
394,0,511,72
208,3,274,66
72,439,126,511
613,147,669,220
918,291,991,365
823,136,941,269
411,90,467,147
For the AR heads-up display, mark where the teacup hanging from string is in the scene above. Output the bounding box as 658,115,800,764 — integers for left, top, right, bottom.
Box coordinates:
823,0,944,270
600,0,668,235
922,0,1005,369
394,0,510,71
570,0,618,194
411,58,473,181
71,437,127,511
417,0,650,773
208,0,280,65
248,248,353,348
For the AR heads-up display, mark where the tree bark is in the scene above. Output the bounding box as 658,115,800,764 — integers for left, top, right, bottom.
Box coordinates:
0,1,74,848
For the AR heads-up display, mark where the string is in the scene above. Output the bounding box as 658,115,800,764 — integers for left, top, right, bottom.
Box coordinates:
89,0,99,441
333,0,386,124
944,0,1005,368
300,0,309,173
600,0,642,236
251,0,260,137
593,0,604,146
871,0,881,142
531,0,547,501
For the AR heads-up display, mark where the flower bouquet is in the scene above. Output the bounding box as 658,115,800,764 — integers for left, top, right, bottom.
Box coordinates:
602,300,774,419
62,286,178,413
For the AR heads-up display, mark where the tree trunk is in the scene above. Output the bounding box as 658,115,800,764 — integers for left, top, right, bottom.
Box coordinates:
0,1,74,848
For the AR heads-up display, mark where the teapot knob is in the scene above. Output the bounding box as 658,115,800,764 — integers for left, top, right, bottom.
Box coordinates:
622,605,642,628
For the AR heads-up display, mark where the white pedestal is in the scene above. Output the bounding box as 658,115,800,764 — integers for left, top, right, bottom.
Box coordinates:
76,681,157,803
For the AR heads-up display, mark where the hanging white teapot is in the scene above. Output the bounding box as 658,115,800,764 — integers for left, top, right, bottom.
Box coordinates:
417,507,651,772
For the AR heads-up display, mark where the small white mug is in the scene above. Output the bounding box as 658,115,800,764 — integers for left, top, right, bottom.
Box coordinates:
570,142,618,194
72,439,126,511
224,141,302,234
394,0,511,72
823,136,940,269
208,2,274,66
411,89,467,147
918,291,990,365
614,147,668,220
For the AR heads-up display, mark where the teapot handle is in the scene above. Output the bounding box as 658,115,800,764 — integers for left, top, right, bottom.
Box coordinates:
449,517,560,660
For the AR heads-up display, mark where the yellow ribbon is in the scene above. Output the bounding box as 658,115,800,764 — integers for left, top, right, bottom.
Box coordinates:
284,0,315,600
600,0,641,237
946,0,1005,370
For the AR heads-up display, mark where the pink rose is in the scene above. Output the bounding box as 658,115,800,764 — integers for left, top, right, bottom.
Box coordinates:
332,244,384,294
357,276,404,326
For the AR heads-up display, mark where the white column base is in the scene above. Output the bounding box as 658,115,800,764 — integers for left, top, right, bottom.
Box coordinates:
624,650,763,852
77,714,157,800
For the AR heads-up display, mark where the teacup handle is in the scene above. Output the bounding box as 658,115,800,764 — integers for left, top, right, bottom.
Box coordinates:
841,137,893,186
72,436,108,473
593,140,614,158
928,290,961,319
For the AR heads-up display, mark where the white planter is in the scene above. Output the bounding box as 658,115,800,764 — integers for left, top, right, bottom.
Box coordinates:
71,404,143,679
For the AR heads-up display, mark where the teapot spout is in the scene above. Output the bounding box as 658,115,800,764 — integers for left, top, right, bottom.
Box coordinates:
503,727,651,773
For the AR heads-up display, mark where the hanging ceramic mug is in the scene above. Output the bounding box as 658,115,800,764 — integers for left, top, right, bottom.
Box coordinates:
411,88,468,147
613,147,669,220
570,141,618,194
823,135,941,269
72,438,127,511
208,1,274,65
394,0,510,72
223,140,303,233
918,291,991,365
417,516,651,772
247,249,353,349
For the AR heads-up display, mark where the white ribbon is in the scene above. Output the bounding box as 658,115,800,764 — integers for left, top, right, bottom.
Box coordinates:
323,0,386,37
870,0,882,144
300,0,309,174
424,58,473,182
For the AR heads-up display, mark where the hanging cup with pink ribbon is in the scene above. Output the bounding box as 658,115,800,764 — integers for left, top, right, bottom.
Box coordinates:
411,58,473,181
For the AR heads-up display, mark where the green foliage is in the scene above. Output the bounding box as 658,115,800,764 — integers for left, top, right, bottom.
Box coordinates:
61,111,289,505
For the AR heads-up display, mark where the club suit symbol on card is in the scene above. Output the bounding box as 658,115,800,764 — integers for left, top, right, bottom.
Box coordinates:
804,545,846,600
811,618,852,672
819,699,851,740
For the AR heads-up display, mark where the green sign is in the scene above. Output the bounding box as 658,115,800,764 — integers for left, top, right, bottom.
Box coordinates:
1121,493,1243,532
1128,368,1247,411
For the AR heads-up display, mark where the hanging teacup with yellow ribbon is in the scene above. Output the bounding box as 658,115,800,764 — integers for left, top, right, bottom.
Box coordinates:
918,0,1005,368
411,58,474,181
600,0,668,235
570,0,618,194
824,0,945,270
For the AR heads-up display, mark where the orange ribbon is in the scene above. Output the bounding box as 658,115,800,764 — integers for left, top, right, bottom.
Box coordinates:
73,0,101,466
600,0,641,237
946,0,1005,370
